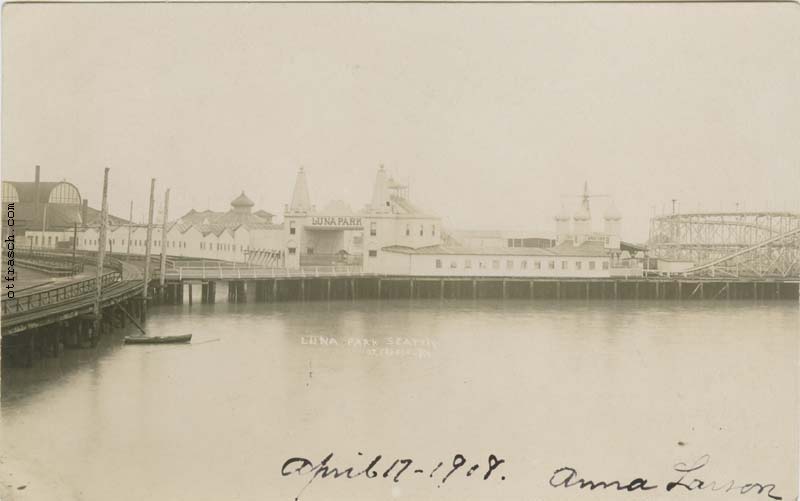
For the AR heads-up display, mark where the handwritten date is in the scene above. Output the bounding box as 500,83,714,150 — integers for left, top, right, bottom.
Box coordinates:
281,452,505,500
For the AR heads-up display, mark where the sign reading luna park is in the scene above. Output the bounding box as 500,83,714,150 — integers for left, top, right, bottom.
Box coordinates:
309,216,363,228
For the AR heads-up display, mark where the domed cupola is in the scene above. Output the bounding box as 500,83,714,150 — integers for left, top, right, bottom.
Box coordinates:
230,191,255,213
573,205,591,222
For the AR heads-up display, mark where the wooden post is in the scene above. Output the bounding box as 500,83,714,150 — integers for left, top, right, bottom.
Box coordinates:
300,280,306,302
376,279,381,300
94,167,110,339
699,282,704,300
529,280,534,300
502,279,507,300
71,222,78,275
272,279,278,301
327,279,332,300
613,281,618,300
159,188,170,289
677,281,682,300
126,200,133,259
473,280,478,299
585,282,590,299
556,281,561,300
634,281,639,299
753,282,758,300
775,282,780,300
142,178,156,300
440,280,445,300
409,279,414,299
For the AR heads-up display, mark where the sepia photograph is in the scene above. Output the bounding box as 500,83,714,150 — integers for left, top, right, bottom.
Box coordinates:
1,1,798,500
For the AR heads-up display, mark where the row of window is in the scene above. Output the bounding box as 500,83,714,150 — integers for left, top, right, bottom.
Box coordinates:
199,242,244,252
79,238,249,253
403,224,436,237
83,238,188,249
29,235,56,246
435,258,609,271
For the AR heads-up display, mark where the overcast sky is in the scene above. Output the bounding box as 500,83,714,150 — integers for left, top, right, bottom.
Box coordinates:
3,2,799,241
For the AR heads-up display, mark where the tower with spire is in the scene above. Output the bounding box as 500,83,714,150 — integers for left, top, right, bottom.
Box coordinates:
288,167,311,214
369,165,391,214
284,167,314,268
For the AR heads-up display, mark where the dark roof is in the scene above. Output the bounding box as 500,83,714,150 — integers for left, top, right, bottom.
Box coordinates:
83,206,131,226
620,241,648,253
3,203,81,229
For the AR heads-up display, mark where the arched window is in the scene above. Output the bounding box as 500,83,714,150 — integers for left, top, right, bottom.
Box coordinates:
47,182,82,204
2,182,19,203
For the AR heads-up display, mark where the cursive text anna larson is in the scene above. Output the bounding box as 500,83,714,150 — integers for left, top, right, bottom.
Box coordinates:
550,454,785,500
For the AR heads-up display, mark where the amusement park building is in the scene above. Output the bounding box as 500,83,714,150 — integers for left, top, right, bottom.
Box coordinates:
15,166,636,278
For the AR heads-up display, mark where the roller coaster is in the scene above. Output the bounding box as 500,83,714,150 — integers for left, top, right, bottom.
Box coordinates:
648,212,800,279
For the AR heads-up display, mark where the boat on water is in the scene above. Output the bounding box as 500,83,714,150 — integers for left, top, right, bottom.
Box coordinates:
124,334,192,345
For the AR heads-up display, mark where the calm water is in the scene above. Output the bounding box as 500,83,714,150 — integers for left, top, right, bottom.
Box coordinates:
1,298,798,501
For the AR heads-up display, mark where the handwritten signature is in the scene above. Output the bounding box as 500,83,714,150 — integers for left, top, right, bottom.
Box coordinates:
550,454,785,500
281,452,505,500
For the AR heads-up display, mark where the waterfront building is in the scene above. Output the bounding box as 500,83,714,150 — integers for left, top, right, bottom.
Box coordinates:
17,167,641,278
377,243,611,277
2,166,84,247
282,168,364,268
74,192,285,265
360,167,443,273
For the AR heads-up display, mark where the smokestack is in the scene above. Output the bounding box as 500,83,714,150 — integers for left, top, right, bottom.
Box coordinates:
82,199,89,224
35,164,41,204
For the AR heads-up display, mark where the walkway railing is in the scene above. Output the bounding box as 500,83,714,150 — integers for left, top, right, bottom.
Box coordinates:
1,271,122,316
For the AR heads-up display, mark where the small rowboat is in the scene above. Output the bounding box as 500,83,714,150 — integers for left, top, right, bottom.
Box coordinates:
124,334,192,345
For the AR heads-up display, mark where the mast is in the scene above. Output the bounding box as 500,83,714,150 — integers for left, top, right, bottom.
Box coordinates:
159,188,170,288
126,200,133,259
94,167,110,340
142,178,156,299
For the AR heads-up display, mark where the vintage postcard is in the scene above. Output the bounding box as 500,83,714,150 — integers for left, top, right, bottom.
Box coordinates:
1,2,798,500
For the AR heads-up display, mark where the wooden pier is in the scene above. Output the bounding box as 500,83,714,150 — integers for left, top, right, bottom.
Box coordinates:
152,276,800,304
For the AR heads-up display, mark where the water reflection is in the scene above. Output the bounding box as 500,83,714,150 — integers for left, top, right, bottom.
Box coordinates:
1,299,797,501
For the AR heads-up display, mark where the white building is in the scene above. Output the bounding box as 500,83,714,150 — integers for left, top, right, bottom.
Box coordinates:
375,243,611,277
67,173,636,279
